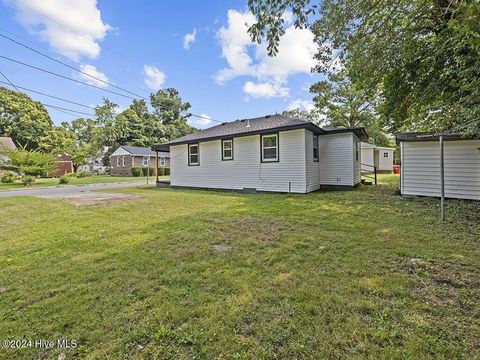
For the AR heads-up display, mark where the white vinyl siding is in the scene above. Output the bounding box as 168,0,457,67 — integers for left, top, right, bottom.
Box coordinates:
318,132,357,186
170,129,307,193
401,140,480,200
305,130,320,192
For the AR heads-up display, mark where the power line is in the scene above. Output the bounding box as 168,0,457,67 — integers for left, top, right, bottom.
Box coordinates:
0,32,146,99
12,0,145,69
43,103,94,117
0,80,95,110
0,69,21,92
0,55,138,100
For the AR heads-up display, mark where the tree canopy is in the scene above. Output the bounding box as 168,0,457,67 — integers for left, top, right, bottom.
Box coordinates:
0,87,53,150
248,0,480,136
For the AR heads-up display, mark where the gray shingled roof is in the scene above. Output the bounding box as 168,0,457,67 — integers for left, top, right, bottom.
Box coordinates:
159,115,323,147
156,115,368,147
121,146,158,156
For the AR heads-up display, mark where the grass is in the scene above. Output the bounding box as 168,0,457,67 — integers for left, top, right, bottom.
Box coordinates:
0,174,478,359
0,175,166,191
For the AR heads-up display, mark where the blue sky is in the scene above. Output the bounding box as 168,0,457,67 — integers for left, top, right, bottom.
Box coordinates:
0,0,322,128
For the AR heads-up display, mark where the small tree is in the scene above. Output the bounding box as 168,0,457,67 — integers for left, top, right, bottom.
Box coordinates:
0,149,57,182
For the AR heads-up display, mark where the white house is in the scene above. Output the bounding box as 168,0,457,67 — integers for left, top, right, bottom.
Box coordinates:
154,115,368,193
361,142,395,173
397,133,480,200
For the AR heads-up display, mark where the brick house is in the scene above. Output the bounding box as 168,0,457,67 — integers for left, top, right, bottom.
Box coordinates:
110,145,170,176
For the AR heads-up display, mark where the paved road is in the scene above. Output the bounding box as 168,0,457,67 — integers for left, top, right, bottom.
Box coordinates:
0,181,151,199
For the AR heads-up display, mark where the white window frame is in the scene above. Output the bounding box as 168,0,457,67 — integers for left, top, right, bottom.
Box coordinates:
188,143,199,166
261,133,279,162
313,135,319,162
384,152,389,158
142,156,149,167
116,156,120,167
222,139,233,161
122,156,126,167
159,157,166,166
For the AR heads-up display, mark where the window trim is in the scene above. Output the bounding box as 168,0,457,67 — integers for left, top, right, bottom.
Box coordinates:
313,135,319,162
188,143,200,166
116,156,120,167
142,156,149,167
260,133,279,163
122,156,126,167
355,142,359,162
383,152,389,158
221,139,234,161
159,157,166,166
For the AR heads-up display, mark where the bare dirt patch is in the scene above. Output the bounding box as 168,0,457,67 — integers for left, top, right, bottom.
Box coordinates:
212,243,232,252
41,192,140,206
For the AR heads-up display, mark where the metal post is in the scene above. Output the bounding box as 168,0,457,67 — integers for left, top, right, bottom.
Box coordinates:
155,150,159,183
440,135,445,221
374,166,377,185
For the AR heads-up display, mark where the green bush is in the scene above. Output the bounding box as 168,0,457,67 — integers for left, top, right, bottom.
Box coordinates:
76,171,92,178
141,167,156,176
58,175,69,184
164,167,170,176
157,167,170,176
21,175,35,186
131,167,142,177
1,172,17,183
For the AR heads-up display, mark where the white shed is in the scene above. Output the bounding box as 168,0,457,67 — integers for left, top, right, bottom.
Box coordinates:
361,142,395,172
397,133,480,200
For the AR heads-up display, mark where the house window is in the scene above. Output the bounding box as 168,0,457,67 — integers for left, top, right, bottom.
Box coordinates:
122,156,126,167
261,134,278,162
142,156,149,166
313,135,319,162
222,139,233,160
384,152,389,158
355,142,359,161
188,143,199,166
116,156,120,167
159,157,166,166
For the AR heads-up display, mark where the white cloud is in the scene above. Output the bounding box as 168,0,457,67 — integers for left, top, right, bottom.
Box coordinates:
75,64,109,87
244,81,289,98
143,65,166,91
183,28,197,50
189,113,213,129
286,98,315,112
6,0,111,61
215,9,318,98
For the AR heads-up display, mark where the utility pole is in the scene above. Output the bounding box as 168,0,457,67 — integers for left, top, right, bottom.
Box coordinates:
440,135,445,221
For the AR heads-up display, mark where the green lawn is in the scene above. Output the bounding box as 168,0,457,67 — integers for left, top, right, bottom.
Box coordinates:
0,175,165,191
0,175,478,359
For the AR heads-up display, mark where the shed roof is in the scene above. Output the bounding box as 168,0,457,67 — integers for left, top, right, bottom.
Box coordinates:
153,115,368,148
395,132,480,143
0,137,16,152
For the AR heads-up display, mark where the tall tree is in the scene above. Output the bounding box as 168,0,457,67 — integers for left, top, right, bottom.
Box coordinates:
248,0,480,135
0,87,53,149
150,88,192,125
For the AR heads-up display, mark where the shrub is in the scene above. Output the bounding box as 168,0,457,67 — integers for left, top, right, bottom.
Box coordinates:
141,167,156,176
58,175,69,184
1,172,17,183
164,167,170,176
21,175,35,186
131,167,142,177
76,171,92,178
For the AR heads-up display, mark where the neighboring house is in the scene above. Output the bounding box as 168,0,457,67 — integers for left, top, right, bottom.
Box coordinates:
77,156,108,174
47,154,74,177
0,137,17,175
110,145,170,176
397,132,480,200
361,142,395,173
154,115,368,193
